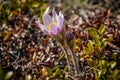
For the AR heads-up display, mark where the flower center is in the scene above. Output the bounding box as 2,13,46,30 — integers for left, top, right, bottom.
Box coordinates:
53,22,58,26
46,22,58,31
47,25,51,31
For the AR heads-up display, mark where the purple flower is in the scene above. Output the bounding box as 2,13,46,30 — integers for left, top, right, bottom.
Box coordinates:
35,7,64,36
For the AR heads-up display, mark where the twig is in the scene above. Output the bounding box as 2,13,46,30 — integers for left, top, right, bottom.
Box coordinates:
107,42,120,50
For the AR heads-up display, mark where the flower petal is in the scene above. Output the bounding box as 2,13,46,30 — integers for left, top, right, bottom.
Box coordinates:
59,11,64,19
52,9,64,31
52,8,59,22
35,20,50,34
57,16,64,31
42,14,52,26
53,10,64,31
50,23,59,36
42,7,52,26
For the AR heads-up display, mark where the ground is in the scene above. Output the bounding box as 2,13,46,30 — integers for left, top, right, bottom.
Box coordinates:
0,0,120,80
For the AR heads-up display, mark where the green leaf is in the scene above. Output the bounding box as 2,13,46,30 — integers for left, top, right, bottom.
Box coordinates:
88,58,94,67
40,67,52,76
72,39,82,45
50,66,61,79
101,38,108,48
88,28,98,39
45,67,53,76
72,39,82,52
113,69,119,79
98,24,106,35
32,2,39,8
98,70,102,78
94,70,100,80
87,40,94,50
3,31,12,41
80,53,89,59
64,66,68,72
5,71,13,80
58,53,64,61
99,60,107,69
88,28,100,44
109,62,116,69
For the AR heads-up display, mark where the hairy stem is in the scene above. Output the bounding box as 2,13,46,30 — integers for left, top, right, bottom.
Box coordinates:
56,41,71,71
55,33,80,76
67,45,80,75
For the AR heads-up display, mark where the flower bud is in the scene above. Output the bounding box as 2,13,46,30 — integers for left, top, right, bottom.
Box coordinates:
65,31,74,42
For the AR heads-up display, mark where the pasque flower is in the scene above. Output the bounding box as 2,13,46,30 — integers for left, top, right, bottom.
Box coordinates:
35,7,64,36
35,7,80,76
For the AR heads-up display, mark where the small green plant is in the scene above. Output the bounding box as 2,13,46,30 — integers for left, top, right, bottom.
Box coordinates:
83,24,112,59
40,66,62,79
80,24,120,80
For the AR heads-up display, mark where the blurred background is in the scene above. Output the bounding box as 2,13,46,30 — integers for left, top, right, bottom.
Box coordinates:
0,0,120,80
0,0,120,23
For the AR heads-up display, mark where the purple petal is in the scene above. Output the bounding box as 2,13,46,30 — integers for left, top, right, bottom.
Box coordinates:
42,7,52,26
52,9,64,32
59,11,64,19
50,23,59,36
54,11,64,31
42,14,52,26
52,8,59,22
57,16,64,31
35,20,50,34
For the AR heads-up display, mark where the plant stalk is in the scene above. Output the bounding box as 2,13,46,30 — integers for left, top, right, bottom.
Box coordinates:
56,41,71,72
66,44,80,75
